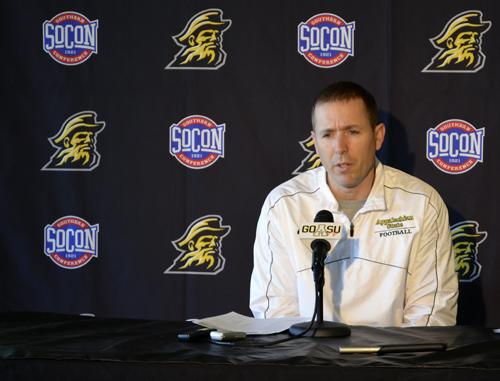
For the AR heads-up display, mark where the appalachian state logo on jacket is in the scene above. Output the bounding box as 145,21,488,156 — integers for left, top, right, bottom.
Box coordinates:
42,111,105,171
422,10,491,73
452,220,487,282
165,9,231,70
164,215,231,275
293,136,322,175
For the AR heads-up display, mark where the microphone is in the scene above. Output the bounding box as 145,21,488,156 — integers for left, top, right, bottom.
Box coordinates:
290,210,351,338
314,210,334,222
312,210,334,255
310,211,335,284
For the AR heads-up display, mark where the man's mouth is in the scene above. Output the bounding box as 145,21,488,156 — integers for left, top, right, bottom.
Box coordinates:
336,162,352,169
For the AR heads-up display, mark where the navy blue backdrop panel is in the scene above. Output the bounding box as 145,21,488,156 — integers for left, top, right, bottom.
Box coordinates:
1,0,499,326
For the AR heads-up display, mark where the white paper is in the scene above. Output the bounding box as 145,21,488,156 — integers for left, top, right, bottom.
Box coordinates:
189,311,309,335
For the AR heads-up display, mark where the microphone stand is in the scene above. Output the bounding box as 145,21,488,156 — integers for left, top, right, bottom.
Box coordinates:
289,240,351,337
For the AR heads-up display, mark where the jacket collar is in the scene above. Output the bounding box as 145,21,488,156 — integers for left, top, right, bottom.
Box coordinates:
360,159,387,213
317,159,387,214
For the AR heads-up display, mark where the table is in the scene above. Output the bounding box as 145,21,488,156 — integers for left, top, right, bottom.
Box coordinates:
1,312,500,380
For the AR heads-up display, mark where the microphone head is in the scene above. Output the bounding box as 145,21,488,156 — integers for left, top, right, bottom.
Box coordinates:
314,210,334,223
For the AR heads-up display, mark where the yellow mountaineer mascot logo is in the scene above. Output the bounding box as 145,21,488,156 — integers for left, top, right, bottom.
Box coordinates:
451,221,487,282
165,9,231,69
293,136,322,175
164,215,231,275
423,10,491,73
42,111,105,171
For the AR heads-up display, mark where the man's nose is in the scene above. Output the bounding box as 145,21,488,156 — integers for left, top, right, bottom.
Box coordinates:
333,133,348,154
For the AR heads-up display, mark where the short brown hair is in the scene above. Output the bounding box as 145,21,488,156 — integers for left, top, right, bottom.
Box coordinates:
311,81,378,128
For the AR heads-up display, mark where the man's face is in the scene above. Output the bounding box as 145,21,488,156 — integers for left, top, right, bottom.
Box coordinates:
194,29,220,49
452,31,478,51
68,131,93,150
454,241,476,256
193,235,218,254
311,98,385,199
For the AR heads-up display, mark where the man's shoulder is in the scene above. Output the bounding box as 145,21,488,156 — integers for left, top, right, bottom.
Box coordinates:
382,164,442,202
265,167,323,208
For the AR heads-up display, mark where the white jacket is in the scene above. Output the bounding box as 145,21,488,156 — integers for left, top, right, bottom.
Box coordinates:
250,161,458,326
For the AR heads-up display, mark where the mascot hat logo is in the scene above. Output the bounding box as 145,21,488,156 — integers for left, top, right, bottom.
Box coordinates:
423,10,491,73
165,9,231,70
293,136,322,175
451,220,487,282
164,215,231,275
42,111,105,171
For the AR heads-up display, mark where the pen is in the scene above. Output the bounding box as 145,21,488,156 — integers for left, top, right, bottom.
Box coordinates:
339,343,447,354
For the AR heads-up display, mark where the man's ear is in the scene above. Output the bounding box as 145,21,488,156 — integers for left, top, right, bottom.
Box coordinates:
311,129,318,152
374,123,386,151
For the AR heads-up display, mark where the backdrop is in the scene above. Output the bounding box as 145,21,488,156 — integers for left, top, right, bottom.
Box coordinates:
1,0,498,326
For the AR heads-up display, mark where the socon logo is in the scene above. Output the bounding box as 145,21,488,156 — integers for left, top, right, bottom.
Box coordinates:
452,220,487,282
164,215,231,275
298,13,355,68
426,119,484,174
43,11,98,65
169,115,225,169
42,111,105,171
422,10,491,73
165,9,231,70
44,216,99,269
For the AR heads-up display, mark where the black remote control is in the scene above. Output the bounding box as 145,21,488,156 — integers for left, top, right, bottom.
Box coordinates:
177,327,216,342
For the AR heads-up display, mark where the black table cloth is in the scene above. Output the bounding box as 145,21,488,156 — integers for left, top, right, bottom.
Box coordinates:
1,312,500,380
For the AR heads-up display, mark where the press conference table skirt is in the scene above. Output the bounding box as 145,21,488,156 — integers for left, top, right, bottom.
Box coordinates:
1,311,499,380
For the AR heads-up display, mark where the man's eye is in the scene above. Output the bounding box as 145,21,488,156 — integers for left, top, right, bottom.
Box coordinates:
349,130,360,135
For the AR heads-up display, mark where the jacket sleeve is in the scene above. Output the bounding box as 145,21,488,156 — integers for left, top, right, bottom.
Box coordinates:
403,192,458,326
249,197,300,318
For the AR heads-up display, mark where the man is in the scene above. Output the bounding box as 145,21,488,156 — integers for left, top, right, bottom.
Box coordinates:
250,82,458,327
